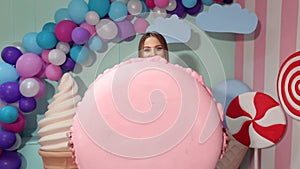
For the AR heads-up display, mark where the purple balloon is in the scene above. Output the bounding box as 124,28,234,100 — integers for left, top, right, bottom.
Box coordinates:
116,19,136,41
1,47,22,65
71,27,90,45
223,0,233,4
0,82,21,103
185,0,202,15
0,130,16,149
19,97,37,113
167,0,186,18
0,151,22,169
61,57,76,71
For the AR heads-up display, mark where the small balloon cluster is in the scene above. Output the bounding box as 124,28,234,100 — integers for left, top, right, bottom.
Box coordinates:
0,0,232,168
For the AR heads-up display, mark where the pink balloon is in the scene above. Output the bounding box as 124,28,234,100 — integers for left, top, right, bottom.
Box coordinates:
134,18,149,33
54,20,77,42
45,64,62,81
154,0,169,8
0,112,26,133
80,22,96,36
146,0,155,8
41,50,51,64
16,53,43,78
35,61,47,79
33,78,46,99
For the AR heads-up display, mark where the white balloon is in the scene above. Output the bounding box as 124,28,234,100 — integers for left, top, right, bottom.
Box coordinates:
48,49,67,65
85,11,100,25
166,0,177,11
152,7,167,18
127,0,143,16
96,19,118,40
20,78,40,97
56,42,70,54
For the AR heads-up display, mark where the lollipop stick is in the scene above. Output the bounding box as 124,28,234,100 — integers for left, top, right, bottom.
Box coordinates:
254,148,258,169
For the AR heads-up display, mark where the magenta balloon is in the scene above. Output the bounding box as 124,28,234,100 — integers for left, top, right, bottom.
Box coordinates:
16,53,43,78
116,19,136,41
54,20,77,42
185,0,202,15
167,0,186,18
0,113,26,133
71,27,90,44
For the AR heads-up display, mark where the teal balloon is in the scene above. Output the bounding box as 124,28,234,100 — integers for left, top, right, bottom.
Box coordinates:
0,105,18,124
201,0,214,5
68,0,89,24
22,32,43,55
36,31,58,49
88,36,103,51
88,0,110,18
0,62,19,85
42,22,56,33
70,45,89,64
109,1,128,22
54,8,71,23
182,0,197,8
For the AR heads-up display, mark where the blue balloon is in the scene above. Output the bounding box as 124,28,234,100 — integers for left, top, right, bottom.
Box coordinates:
182,0,197,8
36,31,58,49
108,1,128,22
68,0,89,24
212,79,251,128
0,106,18,124
88,0,110,18
70,45,89,64
54,8,71,23
201,0,214,5
42,22,56,32
88,36,103,51
22,32,43,55
0,62,19,85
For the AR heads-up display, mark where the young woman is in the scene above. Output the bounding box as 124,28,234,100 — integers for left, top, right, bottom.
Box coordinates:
138,32,169,61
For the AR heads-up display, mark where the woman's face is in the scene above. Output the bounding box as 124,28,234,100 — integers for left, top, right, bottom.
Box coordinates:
140,37,165,59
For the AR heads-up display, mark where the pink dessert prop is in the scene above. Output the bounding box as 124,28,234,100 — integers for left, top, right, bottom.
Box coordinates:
71,56,226,169
277,51,300,120
226,92,286,149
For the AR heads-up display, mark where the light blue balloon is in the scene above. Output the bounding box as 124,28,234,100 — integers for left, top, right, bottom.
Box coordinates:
88,0,110,18
201,0,214,6
0,62,19,85
0,105,18,124
88,36,103,51
68,0,89,24
182,0,197,8
54,8,71,23
212,79,252,128
70,45,89,64
109,1,128,22
22,32,43,55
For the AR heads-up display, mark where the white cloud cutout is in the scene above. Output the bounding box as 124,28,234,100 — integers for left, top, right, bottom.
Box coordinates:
147,15,191,43
196,3,258,34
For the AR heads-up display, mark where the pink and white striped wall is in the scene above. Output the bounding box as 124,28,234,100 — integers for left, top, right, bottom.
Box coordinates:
235,0,300,168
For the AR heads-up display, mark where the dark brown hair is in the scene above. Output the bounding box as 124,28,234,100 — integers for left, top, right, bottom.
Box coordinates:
138,31,169,61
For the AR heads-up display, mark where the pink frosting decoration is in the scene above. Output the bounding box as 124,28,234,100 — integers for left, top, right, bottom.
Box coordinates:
71,56,225,169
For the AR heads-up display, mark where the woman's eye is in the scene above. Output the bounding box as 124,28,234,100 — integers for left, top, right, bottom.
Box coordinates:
156,47,163,51
144,49,151,52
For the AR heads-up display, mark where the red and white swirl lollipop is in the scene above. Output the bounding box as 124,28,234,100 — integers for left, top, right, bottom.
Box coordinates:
226,92,286,149
277,51,300,120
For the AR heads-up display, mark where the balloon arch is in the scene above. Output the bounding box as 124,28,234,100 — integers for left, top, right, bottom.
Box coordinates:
0,0,233,168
